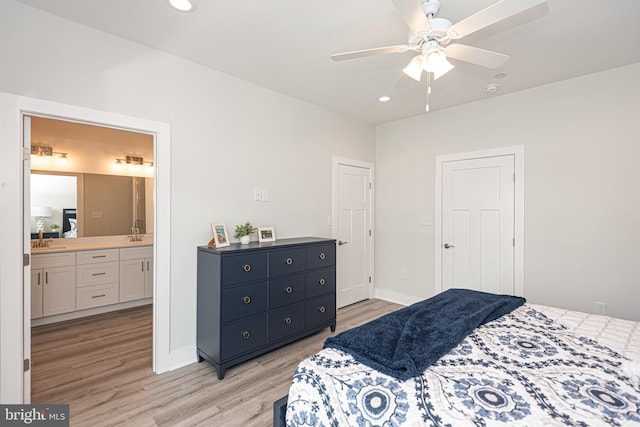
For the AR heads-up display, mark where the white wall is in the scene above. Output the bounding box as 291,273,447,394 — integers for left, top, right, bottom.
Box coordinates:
376,62,640,321
0,0,375,401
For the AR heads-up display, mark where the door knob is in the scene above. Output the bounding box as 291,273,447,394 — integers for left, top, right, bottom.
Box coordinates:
338,241,348,246
444,243,454,249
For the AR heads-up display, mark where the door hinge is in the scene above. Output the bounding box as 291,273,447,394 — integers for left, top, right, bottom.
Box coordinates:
369,182,372,189
23,253,30,267
23,147,31,161
513,237,515,247
369,276,371,283
369,229,372,237
513,173,515,182
24,358,30,372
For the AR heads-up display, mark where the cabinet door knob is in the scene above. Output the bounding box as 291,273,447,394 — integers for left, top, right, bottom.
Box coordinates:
285,286,293,294
243,264,251,272
285,317,292,325
242,296,251,304
319,306,326,313
242,330,251,340
319,253,326,260
319,278,326,286
285,257,293,265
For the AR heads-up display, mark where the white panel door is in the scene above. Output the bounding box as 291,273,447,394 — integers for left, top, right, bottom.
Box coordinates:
441,155,515,294
336,163,371,308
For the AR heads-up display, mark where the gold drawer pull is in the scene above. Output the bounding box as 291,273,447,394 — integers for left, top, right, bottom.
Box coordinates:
319,306,326,313
242,330,251,340
92,294,106,299
243,264,251,272
285,286,293,294
286,257,293,265
319,278,326,286
319,253,326,260
242,296,251,304
285,317,292,325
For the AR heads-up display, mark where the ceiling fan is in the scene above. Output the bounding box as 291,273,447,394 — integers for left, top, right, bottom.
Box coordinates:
332,0,546,109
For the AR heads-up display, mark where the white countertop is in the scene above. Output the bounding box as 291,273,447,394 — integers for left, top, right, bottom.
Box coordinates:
31,236,153,254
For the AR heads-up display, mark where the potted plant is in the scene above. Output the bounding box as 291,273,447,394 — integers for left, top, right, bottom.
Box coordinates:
50,223,60,236
234,221,257,245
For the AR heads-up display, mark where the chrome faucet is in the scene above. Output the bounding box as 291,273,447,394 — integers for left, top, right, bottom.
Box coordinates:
129,227,142,242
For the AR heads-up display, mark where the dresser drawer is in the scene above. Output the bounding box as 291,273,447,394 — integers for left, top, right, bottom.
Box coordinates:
269,248,306,277
222,253,267,285
269,302,305,341
77,262,119,287
305,267,336,298
220,314,268,360
307,244,335,270
76,283,119,310
269,274,305,309
306,293,336,329
77,249,119,264
221,281,268,323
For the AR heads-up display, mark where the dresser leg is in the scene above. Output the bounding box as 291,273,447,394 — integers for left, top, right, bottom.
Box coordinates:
330,322,336,332
216,366,226,380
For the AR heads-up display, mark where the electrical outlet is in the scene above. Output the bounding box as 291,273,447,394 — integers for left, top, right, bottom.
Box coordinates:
91,211,103,218
254,189,262,201
400,269,407,279
593,302,607,316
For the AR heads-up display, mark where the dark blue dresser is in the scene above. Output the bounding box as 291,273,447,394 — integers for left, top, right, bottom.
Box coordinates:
196,237,336,379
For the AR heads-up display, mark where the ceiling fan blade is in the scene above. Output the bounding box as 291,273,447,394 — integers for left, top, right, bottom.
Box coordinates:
331,45,413,61
392,0,431,32
444,43,509,68
448,0,546,39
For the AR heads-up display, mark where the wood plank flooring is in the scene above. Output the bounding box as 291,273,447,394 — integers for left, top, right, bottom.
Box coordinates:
31,298,402,426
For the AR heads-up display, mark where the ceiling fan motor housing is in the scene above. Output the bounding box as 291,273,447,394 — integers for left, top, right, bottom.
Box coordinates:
421,0,441,17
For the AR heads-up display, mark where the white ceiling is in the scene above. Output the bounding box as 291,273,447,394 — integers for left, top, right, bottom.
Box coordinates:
14,0,640,125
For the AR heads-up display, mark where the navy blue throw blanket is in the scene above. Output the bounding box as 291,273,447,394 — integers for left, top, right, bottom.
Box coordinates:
324,288,525,380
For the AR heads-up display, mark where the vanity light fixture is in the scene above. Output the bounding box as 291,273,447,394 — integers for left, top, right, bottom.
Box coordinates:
31,144,69,166
168,0,196,12
115,155,154,167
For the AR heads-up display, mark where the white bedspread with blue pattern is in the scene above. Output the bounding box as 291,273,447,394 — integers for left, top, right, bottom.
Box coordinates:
286,305,640,426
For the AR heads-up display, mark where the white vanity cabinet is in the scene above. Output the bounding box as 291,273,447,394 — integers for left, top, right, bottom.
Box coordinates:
119,246,153,302
31,252,76,318
76,249,120,310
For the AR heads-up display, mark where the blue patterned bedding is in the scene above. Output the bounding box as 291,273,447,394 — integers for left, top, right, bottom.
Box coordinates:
285,305,640,426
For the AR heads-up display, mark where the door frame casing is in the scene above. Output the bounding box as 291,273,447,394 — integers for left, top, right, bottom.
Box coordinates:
435,145,524,296
331,156,375,305
0,93,171,403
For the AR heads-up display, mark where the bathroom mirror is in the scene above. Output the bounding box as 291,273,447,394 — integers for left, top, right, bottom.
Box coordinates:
31,171,153,238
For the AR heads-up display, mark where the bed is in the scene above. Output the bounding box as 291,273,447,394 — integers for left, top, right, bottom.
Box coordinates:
277,289,640,426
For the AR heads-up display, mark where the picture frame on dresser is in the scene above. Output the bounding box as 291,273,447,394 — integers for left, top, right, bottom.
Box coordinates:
258,226,276,242
211,223,230,248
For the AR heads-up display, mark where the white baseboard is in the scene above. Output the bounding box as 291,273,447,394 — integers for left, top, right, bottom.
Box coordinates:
168,345,197,371
373,289,422,306
31,298,152,327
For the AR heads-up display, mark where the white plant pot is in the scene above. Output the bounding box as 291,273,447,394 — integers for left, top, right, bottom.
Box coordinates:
240,235,251,245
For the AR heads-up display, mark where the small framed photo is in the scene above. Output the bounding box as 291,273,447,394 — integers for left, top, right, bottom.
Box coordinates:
211,223,230,248
258,226,276,243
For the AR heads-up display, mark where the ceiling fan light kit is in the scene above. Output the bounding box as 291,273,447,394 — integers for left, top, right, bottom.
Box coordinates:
331,0,547,112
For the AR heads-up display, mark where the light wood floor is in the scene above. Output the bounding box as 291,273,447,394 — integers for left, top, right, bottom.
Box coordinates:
31,298,402,426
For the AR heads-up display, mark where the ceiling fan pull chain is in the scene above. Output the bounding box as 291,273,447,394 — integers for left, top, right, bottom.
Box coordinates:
425,72,431,112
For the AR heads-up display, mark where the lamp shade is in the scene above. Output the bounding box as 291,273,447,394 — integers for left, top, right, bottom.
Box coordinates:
32,206,53,217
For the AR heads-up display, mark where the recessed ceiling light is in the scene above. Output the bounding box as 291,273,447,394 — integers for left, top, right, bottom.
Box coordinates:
485,84,500,94
168,0,196,12
378,96,391,102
